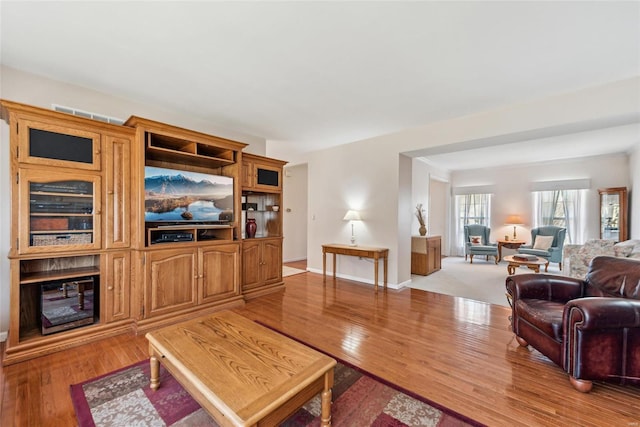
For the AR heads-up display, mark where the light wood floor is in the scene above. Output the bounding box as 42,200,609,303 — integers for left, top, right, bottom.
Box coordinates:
2,264,640,426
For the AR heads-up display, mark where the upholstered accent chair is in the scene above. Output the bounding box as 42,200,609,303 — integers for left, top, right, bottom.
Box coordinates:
506,256,640,392
464,224,498,264
517,226,566,271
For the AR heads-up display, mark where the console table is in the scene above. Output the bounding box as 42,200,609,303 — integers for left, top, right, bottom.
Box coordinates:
322,244,389,290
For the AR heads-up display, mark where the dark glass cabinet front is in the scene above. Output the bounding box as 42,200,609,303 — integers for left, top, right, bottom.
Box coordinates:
20,169,101,253
599,187,627,242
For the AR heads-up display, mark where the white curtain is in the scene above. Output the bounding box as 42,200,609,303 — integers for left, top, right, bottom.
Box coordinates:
453,193,491,256
533,190,585,244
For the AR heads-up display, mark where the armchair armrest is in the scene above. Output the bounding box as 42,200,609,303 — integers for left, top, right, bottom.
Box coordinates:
564,298,640,329
506,274,584,303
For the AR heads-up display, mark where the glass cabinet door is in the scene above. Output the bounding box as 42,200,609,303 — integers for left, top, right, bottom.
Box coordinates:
19,169,101,254
18,119,101,171
599,187,627,242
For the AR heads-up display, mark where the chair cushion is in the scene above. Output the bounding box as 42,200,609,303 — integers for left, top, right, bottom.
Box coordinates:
518,248,550,258
613,239,640,257
469,245,497,254
515,299,565,341
469,235,483,246
533,235,554,250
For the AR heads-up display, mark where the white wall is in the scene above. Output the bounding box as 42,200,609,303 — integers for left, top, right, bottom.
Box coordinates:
306,139,403,286
282,164,308,262
412,158,451,254
451,153,630,245
429,179,449,253
630,144,640,238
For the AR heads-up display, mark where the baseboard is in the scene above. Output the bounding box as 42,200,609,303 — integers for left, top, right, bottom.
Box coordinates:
283,256,307,263
0,331,6,342
306,267,402,289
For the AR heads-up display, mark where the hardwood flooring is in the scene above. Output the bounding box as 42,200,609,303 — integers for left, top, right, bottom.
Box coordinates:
2,265,639,426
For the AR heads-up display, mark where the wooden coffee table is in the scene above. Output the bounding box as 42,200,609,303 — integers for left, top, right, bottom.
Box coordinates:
146,311,336,427
504,255,549,275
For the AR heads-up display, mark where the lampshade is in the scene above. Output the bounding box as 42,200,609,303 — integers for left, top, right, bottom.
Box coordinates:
505,215,524,225
343,210,361,221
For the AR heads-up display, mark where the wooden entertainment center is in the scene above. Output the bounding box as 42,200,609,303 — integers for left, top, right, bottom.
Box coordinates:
1,100,286,365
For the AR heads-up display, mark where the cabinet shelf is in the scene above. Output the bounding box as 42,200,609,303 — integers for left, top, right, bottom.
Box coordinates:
30,230,93,235
146,133,235,169
20,266,100,285
31,213,93,217
30,191,92,198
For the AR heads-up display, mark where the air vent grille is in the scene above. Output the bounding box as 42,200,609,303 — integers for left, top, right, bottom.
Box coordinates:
52,104,125,125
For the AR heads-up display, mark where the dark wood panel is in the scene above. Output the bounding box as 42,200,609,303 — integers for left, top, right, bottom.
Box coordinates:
2,269,639,426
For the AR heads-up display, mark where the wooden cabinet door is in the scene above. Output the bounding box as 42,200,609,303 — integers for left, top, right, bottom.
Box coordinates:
104,135,131,249
262,239,282,284
144,248,197,318
103,251,130,323
252,162,282,192
241,240,262,289
242,159,254,189
17,117,102,170
199,244,240,304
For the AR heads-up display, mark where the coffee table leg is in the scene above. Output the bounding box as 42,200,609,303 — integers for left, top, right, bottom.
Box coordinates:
150,355,160,391
320,369,334,427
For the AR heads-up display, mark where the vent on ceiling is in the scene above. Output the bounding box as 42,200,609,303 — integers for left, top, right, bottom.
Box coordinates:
52,104,125,125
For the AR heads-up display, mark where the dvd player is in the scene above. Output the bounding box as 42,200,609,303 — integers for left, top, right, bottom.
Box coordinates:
153,232,194,243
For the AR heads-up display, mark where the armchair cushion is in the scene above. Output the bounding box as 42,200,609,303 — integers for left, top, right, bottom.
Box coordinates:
469,235,482,245
533,235,554,250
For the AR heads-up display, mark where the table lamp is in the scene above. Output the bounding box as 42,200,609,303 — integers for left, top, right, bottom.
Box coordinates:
505,215,524,240
343,210,361,246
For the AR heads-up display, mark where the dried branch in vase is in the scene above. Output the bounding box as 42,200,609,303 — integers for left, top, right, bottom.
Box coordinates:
415,203,426,226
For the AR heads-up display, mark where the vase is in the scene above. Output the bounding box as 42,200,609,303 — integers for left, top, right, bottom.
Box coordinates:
419,225,427,236
246,218,257,238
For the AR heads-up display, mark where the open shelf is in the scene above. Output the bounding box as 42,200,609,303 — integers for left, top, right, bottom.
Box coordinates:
18,255,101,341
146,132,235,169
20,266,100,285
242,193,282,238
146,224,234,245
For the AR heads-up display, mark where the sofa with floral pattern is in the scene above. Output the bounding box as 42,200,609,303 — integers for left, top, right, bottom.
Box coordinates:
563,239,640,279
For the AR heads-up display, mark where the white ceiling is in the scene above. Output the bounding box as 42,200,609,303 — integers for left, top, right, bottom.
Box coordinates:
1,1,639,169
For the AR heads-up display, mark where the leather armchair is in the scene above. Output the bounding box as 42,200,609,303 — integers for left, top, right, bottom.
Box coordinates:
517,226,566,270
506,256,640,392
464,224,498,264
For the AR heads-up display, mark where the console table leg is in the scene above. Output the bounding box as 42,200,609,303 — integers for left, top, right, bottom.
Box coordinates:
332,253,336,281
323,251,326,283
374,258,379,291
384,257,388,288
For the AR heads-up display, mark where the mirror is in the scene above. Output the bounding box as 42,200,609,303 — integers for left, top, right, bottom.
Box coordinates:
598,187,627,242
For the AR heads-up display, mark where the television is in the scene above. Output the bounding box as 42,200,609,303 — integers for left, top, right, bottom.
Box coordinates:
144,166,234,224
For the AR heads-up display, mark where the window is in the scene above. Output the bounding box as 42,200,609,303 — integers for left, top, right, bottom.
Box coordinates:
454,193,491,255
533,190,585,244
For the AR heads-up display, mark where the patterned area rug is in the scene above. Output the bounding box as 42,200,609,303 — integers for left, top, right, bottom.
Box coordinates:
71,359,476,426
